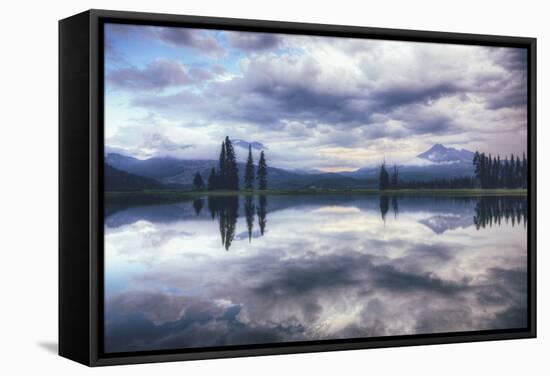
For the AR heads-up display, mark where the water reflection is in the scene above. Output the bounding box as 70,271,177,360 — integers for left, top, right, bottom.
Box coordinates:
244,196,255,242
473,196,528,229
104,194,528,353
207,196,239,250
258,195,267,236
192,198,204,216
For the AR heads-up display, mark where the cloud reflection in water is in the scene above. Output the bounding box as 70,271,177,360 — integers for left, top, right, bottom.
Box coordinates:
104,195,527,353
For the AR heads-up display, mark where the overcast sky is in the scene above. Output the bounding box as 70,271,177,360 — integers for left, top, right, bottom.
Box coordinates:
104,23,528,172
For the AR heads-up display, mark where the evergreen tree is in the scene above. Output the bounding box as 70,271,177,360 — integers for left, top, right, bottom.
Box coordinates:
218,141,227,189
496,155,502,187
208,168,217,190
193,172,204,190
244,144,255,190
515,154,522,188
224,137,239,190
473,152,481,187
390,164,399,189
257,151,268,190
379,162,390,190
473,151,528,189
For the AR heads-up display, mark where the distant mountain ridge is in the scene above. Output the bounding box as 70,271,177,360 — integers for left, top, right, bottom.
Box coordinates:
105,144,476,190
105,164,164,191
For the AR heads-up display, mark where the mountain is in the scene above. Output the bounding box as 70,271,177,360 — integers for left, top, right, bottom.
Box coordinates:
417,143,474,164
106,153,367,189
106,153,303,188
105,143,476,190
231,139,267,150
341,144,475,182
104,164,164,191
105,153,198,182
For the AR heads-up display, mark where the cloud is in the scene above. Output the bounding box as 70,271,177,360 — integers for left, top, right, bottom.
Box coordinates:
105,27,529,167
226,31,283,51
107,59,192,91
151,27,224,57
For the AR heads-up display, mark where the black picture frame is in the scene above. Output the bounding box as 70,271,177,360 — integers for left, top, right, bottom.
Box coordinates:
59,9,537,367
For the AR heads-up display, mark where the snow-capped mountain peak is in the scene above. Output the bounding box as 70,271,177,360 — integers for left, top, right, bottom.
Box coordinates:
417,144,474,164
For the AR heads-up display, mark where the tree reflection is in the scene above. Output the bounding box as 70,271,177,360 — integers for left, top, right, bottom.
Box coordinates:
244,195,255,242
379,196,389,222
193,198,204,216
257,195,267,236
207,195,269,250
391,196,399,218
208,196,239,250
473,196,528,229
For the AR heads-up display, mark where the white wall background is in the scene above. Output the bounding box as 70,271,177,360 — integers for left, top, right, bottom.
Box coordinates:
0,0,546,374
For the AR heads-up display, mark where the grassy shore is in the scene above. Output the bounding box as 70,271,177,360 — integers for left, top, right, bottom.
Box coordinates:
106,188,527,200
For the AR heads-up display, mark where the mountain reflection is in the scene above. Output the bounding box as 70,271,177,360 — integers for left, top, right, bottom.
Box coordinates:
379,195,527,232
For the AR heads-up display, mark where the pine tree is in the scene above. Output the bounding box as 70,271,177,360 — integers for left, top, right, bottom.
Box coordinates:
224,137,239,190
391,164,399,189
208,168,217,190
218,141,227,189
193,172,204,190
379,162,390,190
244,144,255,190
257,151,268,190
515,154,522,188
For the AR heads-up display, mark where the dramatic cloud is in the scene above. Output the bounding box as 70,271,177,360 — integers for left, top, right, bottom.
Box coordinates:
104,24,529,169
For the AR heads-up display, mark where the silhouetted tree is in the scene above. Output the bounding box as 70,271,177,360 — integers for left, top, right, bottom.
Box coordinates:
224,137,239,190
473,151,527,189
390,164,399,189
257,151,268,190
379,162,390,190
218,141,227,188
193,172,204,190
244,145,255,190
208,168,218,190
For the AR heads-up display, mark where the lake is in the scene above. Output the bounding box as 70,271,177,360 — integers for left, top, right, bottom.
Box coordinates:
103,194,528,353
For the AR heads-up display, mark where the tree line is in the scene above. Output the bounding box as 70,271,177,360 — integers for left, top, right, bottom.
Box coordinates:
473,152,527,189
378,151,528,190
192,137,268,191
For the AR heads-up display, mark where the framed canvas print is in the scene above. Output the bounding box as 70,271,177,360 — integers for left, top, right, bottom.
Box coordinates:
59,9,536,366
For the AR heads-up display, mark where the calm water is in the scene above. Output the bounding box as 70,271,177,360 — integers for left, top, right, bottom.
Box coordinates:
104,195,528,353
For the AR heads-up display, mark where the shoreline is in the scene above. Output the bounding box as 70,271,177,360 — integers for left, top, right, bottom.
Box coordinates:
105,188,528,199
